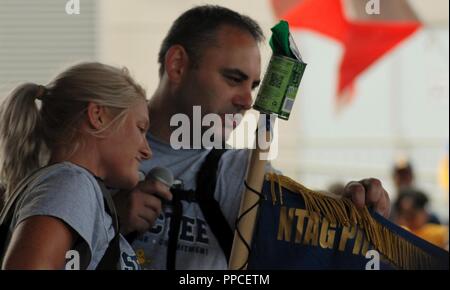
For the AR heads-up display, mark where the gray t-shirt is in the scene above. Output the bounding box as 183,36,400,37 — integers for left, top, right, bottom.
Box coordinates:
132,134,251,270
6,162,139,270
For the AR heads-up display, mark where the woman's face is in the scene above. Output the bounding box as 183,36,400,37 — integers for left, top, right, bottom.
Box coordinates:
100,99,151,189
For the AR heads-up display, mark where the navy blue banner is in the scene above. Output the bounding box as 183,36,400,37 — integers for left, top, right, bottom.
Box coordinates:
247,175,449,270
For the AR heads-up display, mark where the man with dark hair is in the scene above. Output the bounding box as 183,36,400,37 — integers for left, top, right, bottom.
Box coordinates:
114,5,391,270
157,5,264,77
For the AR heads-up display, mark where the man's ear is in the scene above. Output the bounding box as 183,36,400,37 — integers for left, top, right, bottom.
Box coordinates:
86,102,109,130
164,45,189,83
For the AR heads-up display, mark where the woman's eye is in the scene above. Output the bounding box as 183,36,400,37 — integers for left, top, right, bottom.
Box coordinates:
138,126,146,133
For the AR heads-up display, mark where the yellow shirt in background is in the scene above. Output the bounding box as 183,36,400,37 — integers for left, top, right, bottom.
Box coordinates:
410,224,449,250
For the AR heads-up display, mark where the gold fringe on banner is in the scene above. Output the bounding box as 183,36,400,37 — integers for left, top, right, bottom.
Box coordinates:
266,173,440,270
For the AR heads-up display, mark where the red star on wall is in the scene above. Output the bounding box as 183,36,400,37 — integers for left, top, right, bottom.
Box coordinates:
272,0,422,105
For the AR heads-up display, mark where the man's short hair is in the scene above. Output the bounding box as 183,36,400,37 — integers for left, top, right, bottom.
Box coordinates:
158,5,264,76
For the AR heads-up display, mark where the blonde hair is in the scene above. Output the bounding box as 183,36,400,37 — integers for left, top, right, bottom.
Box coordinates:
0,62,146,195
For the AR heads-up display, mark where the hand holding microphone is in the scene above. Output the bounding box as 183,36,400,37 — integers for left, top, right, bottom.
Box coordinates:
139,166,174,188
115,167,174,235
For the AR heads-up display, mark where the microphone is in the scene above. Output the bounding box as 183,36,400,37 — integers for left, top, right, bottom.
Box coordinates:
139,166,174,188
126,167,174,243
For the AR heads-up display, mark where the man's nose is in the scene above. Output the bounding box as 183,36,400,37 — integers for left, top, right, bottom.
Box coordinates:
232,88,253,111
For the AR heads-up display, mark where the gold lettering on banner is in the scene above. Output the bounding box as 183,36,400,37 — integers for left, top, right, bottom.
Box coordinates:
303,212,320,246
294,209,308,243
276,206,373,259
319,219,336,249
277,206,295,241
361,236,370,256
338,225,357,252
352,228,364,255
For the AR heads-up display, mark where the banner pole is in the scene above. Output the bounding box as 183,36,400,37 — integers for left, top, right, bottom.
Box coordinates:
229,115,272,270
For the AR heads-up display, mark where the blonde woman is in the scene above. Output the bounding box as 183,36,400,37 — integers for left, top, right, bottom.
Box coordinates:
0,62,169,269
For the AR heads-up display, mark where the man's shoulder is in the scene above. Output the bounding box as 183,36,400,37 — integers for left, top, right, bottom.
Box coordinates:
217,148,251,180
222,148,250,158
220,148,278,175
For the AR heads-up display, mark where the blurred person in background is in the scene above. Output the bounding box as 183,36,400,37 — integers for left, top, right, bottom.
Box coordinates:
391,158,441,225
394,188,448,249
392,159,415,191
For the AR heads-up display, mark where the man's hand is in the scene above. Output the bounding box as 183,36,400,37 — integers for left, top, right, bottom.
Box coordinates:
343,178,391,218
113,179,172,235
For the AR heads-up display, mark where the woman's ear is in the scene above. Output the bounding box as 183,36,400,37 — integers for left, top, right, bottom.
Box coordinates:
164,45,189,84
86,102,109,130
